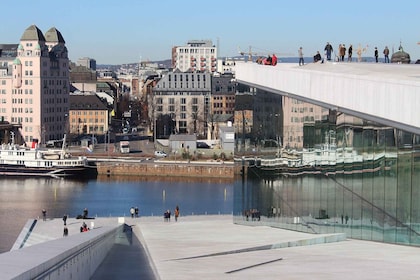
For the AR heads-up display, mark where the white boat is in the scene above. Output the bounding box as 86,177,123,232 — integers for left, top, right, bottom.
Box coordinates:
0,135,97,178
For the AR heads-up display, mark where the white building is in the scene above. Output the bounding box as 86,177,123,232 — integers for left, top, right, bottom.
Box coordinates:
172,40,217,73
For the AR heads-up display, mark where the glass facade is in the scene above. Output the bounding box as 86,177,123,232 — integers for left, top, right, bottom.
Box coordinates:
234,85,420,246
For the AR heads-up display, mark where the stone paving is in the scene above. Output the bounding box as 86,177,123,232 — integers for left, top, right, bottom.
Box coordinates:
10,215,420,280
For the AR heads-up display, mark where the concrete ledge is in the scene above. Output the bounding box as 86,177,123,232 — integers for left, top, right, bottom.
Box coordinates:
0,225,121,280
271,233,346,249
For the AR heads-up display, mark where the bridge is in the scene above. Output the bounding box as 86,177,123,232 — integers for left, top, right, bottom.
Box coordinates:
235,61,420,135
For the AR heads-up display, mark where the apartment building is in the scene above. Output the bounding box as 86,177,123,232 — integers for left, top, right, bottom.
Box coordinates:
152,71,211,138
68,93,109,136
0,25,69,145
172,40,217,73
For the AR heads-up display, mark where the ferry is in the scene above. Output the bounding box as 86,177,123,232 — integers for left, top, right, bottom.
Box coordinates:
0,135,97,178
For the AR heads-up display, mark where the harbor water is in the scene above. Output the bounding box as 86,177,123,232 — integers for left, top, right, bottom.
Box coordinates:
0,176,234,253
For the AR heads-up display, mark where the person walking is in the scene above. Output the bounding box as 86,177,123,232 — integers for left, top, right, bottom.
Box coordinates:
130,206,135,218
135,207,139,218
298,47,304,66
63,214,68,226
383,46,390,63
42,209,46,221
324,42,333,61
175,205,180,222
63,226,69,237
83,208,88,219
374,47,379,63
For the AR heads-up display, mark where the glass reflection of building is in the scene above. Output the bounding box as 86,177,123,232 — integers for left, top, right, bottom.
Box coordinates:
234,84,420,246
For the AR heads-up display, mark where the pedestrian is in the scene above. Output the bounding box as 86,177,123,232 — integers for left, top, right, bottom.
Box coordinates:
175,205,180,222
135,207,139,218
264,55,272,65
271,53,278,66
130,206,135,218
63,226,69,237
374,47,379,63
313,51,322,63
298,47,304,66
324,42,333,61
82,222,89,232
63,214,67,226
357,44,363,62
383,46,390,63
42,209,46,221
348,44,353,62
164,209,171,222
340,44,346,61
83,208,88,219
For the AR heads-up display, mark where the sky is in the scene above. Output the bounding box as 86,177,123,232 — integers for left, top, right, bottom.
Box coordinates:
2,0,420,65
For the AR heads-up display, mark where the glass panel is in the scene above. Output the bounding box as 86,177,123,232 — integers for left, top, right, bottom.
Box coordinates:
234,86,420,246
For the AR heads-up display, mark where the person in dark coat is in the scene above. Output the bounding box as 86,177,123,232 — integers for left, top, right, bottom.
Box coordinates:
63,214,68,226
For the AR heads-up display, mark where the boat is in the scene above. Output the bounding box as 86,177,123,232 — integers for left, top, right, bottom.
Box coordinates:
248,131,397,177
0,135,97,178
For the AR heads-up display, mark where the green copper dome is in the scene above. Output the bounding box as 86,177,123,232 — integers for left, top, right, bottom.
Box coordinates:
13,58,22,65
391,44,411,64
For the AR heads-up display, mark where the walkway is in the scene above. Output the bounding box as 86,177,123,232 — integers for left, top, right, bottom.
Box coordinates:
10,215,420,279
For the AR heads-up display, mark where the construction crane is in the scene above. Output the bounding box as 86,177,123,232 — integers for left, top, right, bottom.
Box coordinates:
238,46,293,62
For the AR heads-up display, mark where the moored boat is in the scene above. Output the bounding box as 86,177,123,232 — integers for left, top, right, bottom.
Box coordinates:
0,140,97,179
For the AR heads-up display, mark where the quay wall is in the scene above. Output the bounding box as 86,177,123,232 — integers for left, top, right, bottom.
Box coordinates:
96,161,239,178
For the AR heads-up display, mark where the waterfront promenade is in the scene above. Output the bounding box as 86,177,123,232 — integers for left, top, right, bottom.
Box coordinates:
3,215,420,279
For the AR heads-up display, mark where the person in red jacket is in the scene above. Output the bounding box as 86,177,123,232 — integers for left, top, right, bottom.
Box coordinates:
271,53,278,66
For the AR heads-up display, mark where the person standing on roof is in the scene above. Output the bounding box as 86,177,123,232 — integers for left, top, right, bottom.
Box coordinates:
383,46,390,63
298,47,304,66
324,42,333,61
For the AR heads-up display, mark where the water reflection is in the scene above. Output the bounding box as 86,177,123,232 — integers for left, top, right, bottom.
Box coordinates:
0,177,233,253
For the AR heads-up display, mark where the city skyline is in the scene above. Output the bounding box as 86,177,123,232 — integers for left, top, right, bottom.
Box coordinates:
2,0,420,65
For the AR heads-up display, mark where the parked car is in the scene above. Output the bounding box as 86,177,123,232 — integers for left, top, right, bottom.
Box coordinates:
154,151,167,157
197,142,211,149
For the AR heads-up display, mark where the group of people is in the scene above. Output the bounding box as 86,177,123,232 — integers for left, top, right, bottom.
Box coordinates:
164,205,180,222
129,206,139,218
256,53,278,66
321,42,390,63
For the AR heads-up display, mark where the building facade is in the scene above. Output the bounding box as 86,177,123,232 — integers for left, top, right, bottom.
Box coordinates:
77,57,96,70
0,25,69,145
152,71,211,138
68,93,109,136
234,85,420,247
172,40,217,73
